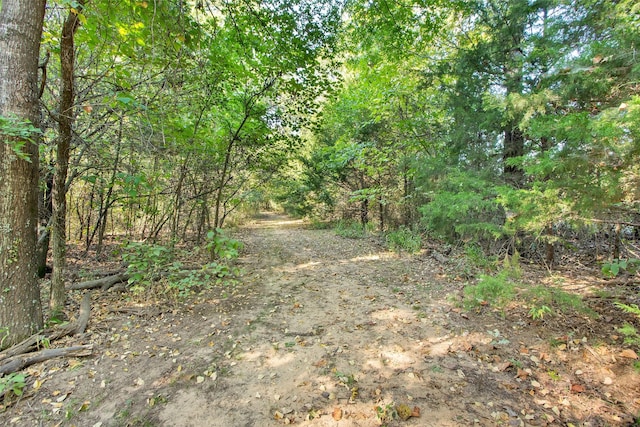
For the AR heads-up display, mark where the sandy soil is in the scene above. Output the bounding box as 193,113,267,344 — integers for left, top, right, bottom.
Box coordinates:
1,213,639,426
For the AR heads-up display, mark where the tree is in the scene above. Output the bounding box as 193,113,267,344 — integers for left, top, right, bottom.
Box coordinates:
0,0,46,348
50,0,87,317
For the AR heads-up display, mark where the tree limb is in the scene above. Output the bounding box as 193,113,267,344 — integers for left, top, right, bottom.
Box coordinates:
67,272,129,290
0,345,93,376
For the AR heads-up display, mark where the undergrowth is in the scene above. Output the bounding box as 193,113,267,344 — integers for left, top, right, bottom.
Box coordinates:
385,227,422,253
614,303,640,347
122,229,242,298
462,251,594,320
334,219,373,239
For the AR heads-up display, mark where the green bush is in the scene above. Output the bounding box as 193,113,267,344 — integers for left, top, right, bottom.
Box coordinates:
602,259,640,278
386,227,422,253
122,233,241,298
123,242,175,292
205,228,243,260
0,372,27,398
419,170,505,243
463,272,515,309
334,219,371,238
523,285,594,318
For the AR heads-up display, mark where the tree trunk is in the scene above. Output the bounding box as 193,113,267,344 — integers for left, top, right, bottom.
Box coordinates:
36,168,53,277
545,224,555,266
502,3,526,187
503,126,525,185
96,116,122,255
51,1,86,314
0,0,46,349
360,198,369,226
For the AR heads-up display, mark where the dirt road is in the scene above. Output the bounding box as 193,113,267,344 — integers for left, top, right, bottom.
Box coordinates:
151,213,527,426
4,213,638,426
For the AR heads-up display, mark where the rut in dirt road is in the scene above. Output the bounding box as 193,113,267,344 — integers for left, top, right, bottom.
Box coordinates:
155,213,528,426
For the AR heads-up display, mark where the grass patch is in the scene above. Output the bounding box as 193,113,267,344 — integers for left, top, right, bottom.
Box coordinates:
334,219,372,239
385,227,422,253
523,285,596,318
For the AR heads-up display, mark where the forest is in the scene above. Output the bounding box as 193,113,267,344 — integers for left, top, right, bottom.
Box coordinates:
0,0,639,424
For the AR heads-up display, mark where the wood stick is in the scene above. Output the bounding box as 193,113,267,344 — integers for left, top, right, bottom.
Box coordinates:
0,344,93,375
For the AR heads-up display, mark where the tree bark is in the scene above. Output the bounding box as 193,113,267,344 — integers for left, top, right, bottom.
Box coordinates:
51,1,86,313
37,167,53,277
0,0,46,349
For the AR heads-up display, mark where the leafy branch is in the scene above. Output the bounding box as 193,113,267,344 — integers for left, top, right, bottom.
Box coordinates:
0,114,41,163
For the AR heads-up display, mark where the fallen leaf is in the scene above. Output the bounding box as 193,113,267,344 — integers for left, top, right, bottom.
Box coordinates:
496,361,512,372
332,407,342,421
570,384,585,393
516,368,529,379
619,349,638,359
411,406,421,417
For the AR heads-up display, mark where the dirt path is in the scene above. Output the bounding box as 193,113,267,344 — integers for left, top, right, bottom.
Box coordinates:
151,212,520,427
3,213,639,426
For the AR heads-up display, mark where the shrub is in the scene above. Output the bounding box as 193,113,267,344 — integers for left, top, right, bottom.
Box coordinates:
386,227,422,253
464,272,515,310
0,373,27,398
122,231,242,298
334,219,371,238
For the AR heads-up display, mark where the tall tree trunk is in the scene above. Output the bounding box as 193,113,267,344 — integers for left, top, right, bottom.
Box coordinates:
96,117,122,255
36,168,53,278
502,2,526,187
171,156,189,241
503,126,524,185
51,1,85,314
0,0,46,349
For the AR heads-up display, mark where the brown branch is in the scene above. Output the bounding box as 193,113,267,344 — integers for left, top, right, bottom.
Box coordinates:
76,291,92,334
67,272,129,291
0,345,93,376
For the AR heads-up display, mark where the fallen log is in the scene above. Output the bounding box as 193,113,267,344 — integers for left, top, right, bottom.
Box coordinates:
0,334,48,363
0,291,93,361
0,344,93,376
67,272,129,291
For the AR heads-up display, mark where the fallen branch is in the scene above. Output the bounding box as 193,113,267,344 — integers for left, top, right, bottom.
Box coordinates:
0,291,93,361
600,277,640,286
0,344,93,376
76,290,92,334
67,272,129,291
0,334,48,363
